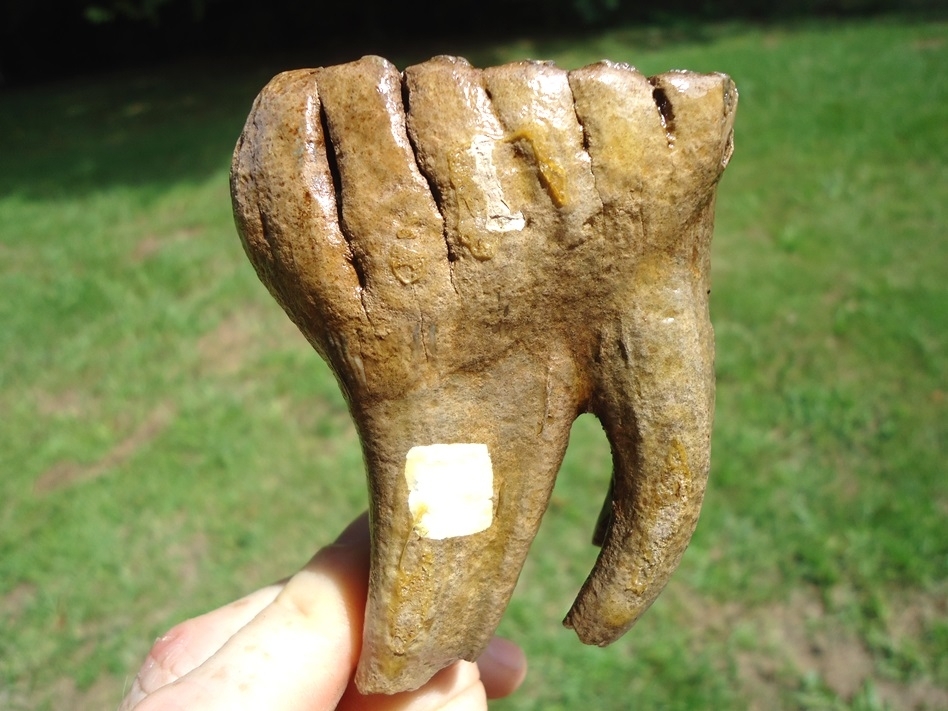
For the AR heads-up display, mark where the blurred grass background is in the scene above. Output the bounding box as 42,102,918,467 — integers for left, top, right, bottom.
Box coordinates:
1,15,946,711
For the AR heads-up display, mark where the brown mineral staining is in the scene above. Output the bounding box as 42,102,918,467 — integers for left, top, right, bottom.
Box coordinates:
231,55,736,694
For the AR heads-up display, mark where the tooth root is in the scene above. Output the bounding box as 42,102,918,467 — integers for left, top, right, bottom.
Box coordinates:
566,301,714,644
563,61,726,646
353,351,580,693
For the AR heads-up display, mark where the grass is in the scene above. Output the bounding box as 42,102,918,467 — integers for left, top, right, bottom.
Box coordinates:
1,15,946,711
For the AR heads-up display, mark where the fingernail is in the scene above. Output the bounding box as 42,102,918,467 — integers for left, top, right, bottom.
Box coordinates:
120,678,147,710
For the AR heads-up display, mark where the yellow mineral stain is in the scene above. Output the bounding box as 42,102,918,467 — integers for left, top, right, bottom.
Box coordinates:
506,128,569,208
389,541,434,654
411,501,430,535
666,437,692,484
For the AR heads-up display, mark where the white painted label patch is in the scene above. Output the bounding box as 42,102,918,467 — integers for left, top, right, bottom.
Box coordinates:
404,443,494,540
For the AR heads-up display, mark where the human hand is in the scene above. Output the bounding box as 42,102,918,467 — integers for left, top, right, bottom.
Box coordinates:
120,513,527,710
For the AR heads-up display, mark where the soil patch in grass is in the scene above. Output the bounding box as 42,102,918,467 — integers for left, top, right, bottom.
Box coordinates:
34,402,176,493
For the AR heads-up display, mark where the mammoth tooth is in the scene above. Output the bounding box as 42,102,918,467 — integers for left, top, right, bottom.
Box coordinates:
230,54,737,694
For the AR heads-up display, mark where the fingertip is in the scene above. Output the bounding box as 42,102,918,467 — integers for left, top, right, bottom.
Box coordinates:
332,511,371,549
120,514,374,711
477,636,527,699
336,660,485,711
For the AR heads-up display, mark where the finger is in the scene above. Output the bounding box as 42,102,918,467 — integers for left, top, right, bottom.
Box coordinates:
334,635,525,711
336,660,486,711
125,513,371,711
122,583,284,709
476,636,527,699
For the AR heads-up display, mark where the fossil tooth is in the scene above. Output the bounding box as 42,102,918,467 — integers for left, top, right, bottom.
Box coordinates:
230,54,736,694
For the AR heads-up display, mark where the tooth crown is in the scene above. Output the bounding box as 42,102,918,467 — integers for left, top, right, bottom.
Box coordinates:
231,55,736,694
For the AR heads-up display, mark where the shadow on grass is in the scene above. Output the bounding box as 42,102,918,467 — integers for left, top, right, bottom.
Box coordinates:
0,21,729,202
4,13,942,203
0,57,280,201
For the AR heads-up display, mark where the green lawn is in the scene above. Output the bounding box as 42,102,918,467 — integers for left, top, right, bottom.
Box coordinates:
1,16,946,711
